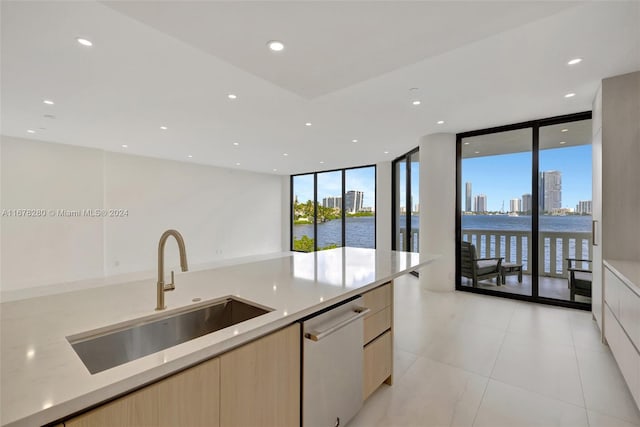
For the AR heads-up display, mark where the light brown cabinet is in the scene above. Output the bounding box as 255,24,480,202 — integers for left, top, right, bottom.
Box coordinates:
65,356,219,427
220,323,300,427
64,324,301,427
361,281,393,400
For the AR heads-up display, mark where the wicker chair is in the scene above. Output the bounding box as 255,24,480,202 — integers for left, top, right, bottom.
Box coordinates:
567,258,592,301
460,241,503,287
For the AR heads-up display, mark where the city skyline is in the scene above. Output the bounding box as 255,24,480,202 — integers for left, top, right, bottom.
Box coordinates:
293,166,376,210
461,144,592,212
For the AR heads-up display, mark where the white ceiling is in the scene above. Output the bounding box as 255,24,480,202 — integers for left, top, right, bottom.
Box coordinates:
1,1,639,175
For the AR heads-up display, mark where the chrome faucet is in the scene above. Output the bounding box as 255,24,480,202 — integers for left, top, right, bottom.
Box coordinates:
156,229,189,310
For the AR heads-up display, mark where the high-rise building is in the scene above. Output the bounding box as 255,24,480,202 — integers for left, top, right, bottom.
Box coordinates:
322,196,342,209
576,200,593,215
522,193,532,214
510,198,521,213
465,182,472,212
540,171,562,212
344,190,364,213
474,194,487,213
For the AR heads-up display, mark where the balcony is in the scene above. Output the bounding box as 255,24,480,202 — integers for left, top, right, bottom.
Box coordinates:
462,228,592,302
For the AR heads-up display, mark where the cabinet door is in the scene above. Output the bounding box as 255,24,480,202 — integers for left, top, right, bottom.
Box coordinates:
64,386,158,427
220,324,300,427
65,357,220,427
157,357,220,427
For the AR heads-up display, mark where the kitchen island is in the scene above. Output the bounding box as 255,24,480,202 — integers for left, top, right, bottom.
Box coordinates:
1,248,438,427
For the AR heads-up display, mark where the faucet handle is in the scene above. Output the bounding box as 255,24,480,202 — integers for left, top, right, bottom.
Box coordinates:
164,271,176,291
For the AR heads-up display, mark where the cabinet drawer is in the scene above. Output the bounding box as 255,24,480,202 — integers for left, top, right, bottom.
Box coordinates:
605,267,621,317
363,306,391,345
363,283,391,315
363,330,392,401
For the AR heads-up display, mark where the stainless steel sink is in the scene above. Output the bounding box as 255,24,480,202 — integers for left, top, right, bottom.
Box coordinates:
68,297,272,374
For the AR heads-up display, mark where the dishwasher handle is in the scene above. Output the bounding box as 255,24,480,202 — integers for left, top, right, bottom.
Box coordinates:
305,307,370,342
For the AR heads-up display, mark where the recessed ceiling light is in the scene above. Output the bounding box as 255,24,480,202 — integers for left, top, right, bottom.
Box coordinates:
273,168,278,172
76,37,93,47
564,92,576,98
474,151,480,154
560,141,567,145
227,94,237,100
26,129,35,134
305,122,312,126
235,162,241,166
412,100,421,106
187,154,193,158
160,126,168,130
437,120,445,125
383,151,389,154
567,58,582,65
561,128,569,132
267,40,284,52
43,114,55,119
43,99,54,105
232,142,239,146
464,142,470,145
283,153,288,156
352,139,358,143
121,144,128,148
319,161,324,164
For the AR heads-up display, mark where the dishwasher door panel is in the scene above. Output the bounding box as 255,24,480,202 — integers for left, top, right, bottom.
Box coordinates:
303,298,365,427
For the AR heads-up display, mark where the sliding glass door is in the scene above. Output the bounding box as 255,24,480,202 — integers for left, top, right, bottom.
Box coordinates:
392,148,419,252
459,128,533,297
456,112,593,309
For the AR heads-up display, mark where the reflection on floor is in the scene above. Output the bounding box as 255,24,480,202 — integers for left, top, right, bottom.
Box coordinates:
349,274,640,427
461,274,592,303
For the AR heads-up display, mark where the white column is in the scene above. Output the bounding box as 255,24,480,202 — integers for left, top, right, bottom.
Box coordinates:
418,133,456,291
376,161,392,251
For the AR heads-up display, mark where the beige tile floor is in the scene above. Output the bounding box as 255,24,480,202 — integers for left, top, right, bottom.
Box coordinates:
349,274,640,427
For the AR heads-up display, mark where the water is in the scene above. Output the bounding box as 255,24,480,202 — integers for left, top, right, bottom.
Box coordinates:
462,215,592,232
293,216,376,249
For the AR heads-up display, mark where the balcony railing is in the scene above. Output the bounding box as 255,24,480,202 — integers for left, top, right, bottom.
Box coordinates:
399,227,591,278
462,229,592,278
398,228,419,253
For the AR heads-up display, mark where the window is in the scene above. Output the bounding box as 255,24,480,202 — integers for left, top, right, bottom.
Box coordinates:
392,148,419,253
291,166,376,252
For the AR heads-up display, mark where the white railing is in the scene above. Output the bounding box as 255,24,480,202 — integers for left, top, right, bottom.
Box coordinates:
398,228,419,253
462,229,592,278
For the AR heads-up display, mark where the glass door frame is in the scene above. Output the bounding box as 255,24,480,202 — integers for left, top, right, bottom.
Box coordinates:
455,111,592,310
392,147,419,252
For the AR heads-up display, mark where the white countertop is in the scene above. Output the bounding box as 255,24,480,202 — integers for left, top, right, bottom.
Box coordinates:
604,259,640,297
1,248,437,427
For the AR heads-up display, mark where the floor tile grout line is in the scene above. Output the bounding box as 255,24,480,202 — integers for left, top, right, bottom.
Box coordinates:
570,318,591,425
470,305,512,427
489,377,590,411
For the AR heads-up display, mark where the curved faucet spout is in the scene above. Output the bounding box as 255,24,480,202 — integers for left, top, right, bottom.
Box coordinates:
156,229,189,310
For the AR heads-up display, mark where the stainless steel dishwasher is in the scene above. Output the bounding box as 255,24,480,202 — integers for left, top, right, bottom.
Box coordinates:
302,297,369,427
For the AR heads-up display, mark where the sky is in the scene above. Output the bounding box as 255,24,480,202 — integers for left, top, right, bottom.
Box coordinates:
293,166,376,209
462,144,592,211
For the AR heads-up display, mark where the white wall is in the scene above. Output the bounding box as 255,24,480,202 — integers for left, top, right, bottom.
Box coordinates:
1,137,105,290
418,133,456,291
0,136,284,292
376,161,392,251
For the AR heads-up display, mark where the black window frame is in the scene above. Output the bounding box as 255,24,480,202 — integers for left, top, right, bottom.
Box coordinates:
455,110,593,311
391,147,419,252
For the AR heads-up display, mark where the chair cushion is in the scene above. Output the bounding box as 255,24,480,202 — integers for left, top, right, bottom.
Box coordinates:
476,260,498,275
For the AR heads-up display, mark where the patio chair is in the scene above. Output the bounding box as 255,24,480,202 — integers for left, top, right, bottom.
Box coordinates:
567,258,592,301
460,241,503,287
